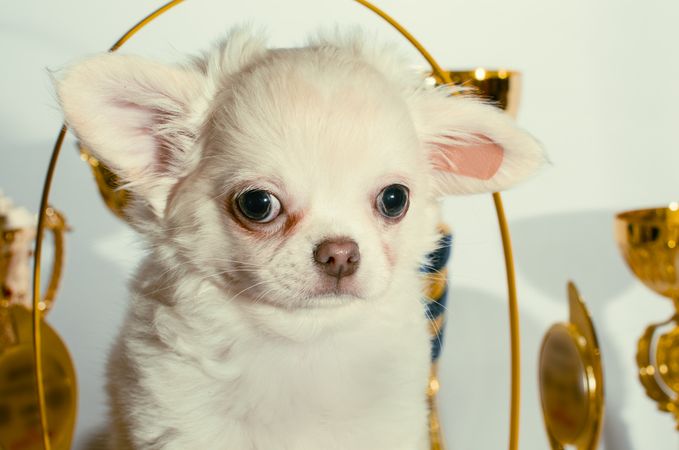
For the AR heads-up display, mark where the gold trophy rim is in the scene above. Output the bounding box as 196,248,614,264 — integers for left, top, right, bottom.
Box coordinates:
615,203,679,225
614,203,679,303
444,68,521,78
442,68,522,118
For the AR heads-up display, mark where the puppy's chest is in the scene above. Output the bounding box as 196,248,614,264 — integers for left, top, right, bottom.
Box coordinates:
223,317,428,415
151,302,431,422
128,287,432,448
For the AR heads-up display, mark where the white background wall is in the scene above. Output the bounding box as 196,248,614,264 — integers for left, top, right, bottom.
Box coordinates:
2,0,679,448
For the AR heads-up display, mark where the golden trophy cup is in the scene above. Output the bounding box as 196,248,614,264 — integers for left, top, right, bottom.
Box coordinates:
0,197,77,450
439,68,522,116
615,204,679,428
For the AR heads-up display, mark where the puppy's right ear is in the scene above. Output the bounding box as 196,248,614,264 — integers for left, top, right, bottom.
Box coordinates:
56,53,209,216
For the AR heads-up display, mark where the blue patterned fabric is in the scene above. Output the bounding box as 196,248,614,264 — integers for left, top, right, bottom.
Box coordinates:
421,230,452,362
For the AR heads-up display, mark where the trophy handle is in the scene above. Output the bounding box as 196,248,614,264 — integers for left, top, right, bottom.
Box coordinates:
41,207,66,313
636,315,677,411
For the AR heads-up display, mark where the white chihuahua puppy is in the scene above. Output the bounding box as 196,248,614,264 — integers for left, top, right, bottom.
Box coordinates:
57,28,544,450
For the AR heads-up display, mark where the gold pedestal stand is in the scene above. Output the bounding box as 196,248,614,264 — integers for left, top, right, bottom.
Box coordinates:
616,205,679,428
539,282,604,449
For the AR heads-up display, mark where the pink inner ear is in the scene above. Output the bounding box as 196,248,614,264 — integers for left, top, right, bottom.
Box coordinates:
431,136,504,180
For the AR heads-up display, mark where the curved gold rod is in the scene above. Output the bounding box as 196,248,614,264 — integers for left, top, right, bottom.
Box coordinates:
352,0,449,84
352,2,522,450
31,2,186,448
109,0,186,52
492,191,521,450
31,125,66,450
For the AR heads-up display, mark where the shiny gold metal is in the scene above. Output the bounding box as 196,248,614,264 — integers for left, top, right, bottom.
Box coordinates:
428,364,445,450
637,316,679,424
616,206,679,300
615,205,679,428
40,208,67,313
438,69,522,117
1,208,75,450
0,305,77,450
424,269,447,305
32,126,68,450
79,145,129,220
539,282,604,450
1,209,66,313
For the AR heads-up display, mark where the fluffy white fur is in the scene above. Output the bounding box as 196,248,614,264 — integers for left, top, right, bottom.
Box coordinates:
57,27,545,450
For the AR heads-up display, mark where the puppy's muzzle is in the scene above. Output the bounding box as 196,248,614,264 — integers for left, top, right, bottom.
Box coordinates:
313,238,360,278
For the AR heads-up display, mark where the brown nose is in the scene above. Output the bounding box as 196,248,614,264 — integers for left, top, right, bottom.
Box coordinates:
313,239,360,278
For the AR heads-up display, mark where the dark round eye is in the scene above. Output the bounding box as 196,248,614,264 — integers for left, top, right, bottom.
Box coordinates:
377,184,409,220
236,190,281,223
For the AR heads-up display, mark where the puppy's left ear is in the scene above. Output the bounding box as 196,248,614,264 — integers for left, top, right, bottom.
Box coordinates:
411,91,547,195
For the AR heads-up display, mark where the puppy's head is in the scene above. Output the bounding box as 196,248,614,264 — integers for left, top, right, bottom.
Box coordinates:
57,29,545,309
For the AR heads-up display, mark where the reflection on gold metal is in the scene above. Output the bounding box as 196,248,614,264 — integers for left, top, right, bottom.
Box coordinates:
422,224,450,450
616,206,679,300
424,269,447,303
539,282,604,450
1,208,76,449
1,208,66,313
40,208,67,313
428,365,445,450
615,205,679,428
437,69,522,118
0,305,77,450
79,145,129,220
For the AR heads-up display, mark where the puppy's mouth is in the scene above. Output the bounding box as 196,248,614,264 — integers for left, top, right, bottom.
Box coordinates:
307,277,362,300
220,272,364,308
308,288,362,300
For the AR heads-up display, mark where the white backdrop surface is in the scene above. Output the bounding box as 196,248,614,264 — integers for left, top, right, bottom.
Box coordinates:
2,1,679,449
